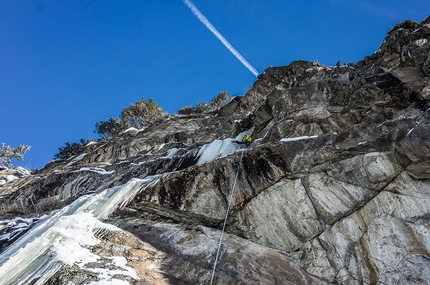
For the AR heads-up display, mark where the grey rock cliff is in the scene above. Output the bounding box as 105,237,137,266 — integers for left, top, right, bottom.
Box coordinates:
1,17,430,284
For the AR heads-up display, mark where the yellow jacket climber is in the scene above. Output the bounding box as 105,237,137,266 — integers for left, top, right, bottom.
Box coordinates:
232,134,252,146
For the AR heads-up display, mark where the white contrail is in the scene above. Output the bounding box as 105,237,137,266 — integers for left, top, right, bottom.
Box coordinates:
183,0,259,77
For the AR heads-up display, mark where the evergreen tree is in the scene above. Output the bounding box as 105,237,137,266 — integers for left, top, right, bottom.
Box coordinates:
94,118,131,138
233,113,255,136
178,105,195,115
54,139,90,160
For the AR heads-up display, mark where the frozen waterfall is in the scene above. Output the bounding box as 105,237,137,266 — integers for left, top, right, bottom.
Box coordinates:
196,128,253,165
0,176,159,285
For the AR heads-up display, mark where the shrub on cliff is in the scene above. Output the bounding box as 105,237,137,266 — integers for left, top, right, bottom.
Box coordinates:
195,102,209,113
121,97,165,129
178,105,195,115
0,143,31,168
390,19,419,32
94,118,131,138
177,91,231,114
233,113,255,136
54,138,91,160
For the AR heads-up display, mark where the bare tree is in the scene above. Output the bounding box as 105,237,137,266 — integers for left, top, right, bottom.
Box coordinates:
0,143,31,168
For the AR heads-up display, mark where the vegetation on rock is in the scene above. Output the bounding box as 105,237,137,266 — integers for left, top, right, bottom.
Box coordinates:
233,113,255,136
93,98,165,139
54,138,92,160
94,118,131,138
54,98,166,160
390,19,419,32
121,97,165,128
177,91,231,114
178,105,195,115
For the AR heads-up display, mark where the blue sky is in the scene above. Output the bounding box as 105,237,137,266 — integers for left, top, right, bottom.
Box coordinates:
1,0,429,169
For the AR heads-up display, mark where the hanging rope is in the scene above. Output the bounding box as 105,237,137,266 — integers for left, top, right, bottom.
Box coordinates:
210,149,245,285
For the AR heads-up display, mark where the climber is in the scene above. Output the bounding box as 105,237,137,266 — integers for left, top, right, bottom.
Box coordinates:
232,134,252,147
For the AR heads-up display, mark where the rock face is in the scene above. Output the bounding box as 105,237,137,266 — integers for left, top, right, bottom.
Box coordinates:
1,17,430,284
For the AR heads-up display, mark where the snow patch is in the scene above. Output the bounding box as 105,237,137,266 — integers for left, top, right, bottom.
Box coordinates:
73,167,115,175
0,175,19,185
89,280,129,285
15,166,31,177
4,175,18,182
52,212,116,265
85,141,98,147
120,127,138,135
52,213,139,283
87,256,139,285
0,167,31,185
280,135,318,142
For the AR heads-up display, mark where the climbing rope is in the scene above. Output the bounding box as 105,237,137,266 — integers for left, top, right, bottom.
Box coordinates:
209,150,245,285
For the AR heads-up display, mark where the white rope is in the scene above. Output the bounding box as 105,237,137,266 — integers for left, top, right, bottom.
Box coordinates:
210,150,244,285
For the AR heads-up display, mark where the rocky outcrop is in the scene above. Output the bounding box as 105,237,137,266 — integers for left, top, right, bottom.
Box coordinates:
1,17,430,284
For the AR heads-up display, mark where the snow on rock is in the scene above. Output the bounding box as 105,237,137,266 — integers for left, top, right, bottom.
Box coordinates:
0,176,17,186
4,175,18,182
14,167,31,177
120,127,138,135
89,279,129,285
87,256,139,285
280,135,318,142
0,167,31,186
52,213,139,283
85,141,98,147
52,212,118,265
72,167,115,175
